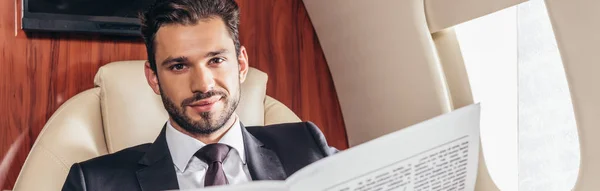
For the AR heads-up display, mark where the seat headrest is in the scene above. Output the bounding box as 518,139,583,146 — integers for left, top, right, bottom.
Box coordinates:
93,61,267,153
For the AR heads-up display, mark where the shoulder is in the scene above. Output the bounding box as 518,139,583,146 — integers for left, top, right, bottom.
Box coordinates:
246,121,322,134
245,122,336,155
77,143,152,173
64,143,152,190
245,122,323,141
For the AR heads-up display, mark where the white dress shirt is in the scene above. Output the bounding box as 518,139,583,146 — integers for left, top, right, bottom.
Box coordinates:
165,115,252,189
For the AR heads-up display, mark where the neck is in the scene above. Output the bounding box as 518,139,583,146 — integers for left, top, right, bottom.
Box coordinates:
169,115,237,144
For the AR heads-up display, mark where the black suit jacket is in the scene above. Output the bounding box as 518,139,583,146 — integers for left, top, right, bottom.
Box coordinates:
62,122,337,191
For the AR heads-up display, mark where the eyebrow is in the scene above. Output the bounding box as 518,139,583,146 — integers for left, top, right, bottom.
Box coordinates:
161,56,188,66
205,49,229,58
160,49,229,66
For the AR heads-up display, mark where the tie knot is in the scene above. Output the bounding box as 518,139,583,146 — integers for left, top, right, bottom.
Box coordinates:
195,143,231,164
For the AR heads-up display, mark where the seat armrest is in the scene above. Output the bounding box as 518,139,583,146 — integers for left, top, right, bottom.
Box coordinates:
14,88,107,191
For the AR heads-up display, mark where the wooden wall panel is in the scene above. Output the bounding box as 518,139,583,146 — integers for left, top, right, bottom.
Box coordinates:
0,0,347,189
237,0,348,149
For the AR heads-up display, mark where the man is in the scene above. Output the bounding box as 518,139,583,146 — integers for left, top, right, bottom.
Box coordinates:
61,0,337,190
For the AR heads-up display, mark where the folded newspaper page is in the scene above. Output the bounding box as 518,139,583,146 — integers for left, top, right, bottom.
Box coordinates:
187,104,481,191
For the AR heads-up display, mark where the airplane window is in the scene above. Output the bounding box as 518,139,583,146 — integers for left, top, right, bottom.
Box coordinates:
515,0,579,190
455,0,580,190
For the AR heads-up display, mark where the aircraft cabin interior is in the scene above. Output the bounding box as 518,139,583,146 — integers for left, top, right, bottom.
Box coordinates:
0,0,598,190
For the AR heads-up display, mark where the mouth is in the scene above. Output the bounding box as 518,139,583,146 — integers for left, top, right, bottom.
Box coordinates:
187,96,223,113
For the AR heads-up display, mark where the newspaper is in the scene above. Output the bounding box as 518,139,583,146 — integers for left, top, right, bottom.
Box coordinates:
187,104,481,191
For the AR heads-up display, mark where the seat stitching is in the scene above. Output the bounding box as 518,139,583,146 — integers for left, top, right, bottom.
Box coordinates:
37,144,70,173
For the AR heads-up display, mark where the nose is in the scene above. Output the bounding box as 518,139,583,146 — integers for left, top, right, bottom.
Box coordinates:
190,66,216,93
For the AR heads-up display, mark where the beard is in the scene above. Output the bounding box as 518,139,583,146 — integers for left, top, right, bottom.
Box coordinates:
159,85,240,135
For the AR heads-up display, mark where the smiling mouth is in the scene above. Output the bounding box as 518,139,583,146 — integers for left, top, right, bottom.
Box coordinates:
188,96,222,113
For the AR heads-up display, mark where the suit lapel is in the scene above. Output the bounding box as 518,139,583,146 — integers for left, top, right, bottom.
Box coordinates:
134,122,286,190
241,123,287,180
136,126,179,191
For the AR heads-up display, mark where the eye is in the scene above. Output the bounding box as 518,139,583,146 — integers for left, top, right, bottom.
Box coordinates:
209,57,226,65
170,63,187,71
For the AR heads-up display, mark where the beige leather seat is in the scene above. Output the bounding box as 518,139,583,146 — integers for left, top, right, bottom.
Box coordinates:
12,60,301,191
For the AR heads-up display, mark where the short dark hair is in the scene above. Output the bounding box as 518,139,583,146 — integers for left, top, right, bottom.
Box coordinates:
140,0,241,72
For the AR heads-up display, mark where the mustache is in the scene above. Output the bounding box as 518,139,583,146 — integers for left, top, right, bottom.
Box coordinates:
181,91,228,107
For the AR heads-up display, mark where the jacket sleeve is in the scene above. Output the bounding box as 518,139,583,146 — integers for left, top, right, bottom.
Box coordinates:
304,121,340,156
62,163,87,191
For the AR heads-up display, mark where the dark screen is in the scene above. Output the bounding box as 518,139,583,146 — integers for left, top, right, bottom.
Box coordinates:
28,0,156,18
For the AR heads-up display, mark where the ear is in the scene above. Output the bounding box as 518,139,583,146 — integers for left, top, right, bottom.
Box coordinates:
237,46,250,83
144,61,161,95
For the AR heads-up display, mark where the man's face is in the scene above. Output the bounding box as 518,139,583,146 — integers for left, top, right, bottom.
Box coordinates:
145,18,249,135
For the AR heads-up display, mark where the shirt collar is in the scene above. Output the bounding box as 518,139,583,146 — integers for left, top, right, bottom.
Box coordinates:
165,114,246,172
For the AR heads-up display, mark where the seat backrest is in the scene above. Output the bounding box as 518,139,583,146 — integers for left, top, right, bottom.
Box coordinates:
13,61,301,191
